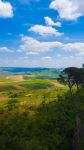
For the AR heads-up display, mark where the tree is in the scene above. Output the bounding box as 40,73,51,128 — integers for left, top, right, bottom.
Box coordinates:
58,67,75,94
82,63,84,68
58,67,84,92
67,68,81,89
73,68,84,88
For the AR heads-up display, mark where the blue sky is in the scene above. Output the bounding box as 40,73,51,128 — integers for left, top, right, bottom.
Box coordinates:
0,0,84,67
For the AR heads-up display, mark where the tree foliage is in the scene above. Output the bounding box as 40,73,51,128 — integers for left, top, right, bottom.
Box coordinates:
58,67,84,92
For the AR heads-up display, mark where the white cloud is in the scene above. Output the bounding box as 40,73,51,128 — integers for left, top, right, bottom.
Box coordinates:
1,37,83,67
44,16,62,27
0,0,13,18
78,51,84,56
19,36,84,56
29,25,63,36
20,36,62,53
49,0,84,20
62,42,84,52
26,51,39,55
42,56,52,60
0,47,12,52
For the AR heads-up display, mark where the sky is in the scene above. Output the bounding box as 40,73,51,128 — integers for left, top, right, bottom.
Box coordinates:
0,0,84,68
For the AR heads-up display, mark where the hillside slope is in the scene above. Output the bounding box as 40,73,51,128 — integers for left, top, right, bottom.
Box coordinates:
0,87,84,150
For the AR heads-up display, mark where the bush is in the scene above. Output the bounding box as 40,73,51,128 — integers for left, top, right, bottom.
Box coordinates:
7,99,18,110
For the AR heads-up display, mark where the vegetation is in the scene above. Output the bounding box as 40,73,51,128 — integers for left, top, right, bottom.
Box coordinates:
58,67,84,92
0,67,84,150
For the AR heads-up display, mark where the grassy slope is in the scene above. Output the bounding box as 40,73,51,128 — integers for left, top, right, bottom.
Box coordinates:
0,78,65,108
0,87,84,150
0,76,84,150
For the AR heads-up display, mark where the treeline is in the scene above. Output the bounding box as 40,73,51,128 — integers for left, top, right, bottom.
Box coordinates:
58,65,84,93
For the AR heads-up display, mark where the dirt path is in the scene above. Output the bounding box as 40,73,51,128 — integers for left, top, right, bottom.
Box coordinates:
51,81,64,89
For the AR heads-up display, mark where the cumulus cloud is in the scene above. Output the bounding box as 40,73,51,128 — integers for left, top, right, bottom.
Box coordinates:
62,42,84,52
44,16,62,27
26,51,39,55
19,36,84,56
49,0,84,20
0,0,13,18
0,47,12,52
29,25,63,37
20,36,62,53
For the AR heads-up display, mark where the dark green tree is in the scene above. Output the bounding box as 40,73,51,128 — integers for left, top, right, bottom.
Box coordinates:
82,63,84,68
58,67,84,91
58,67,75,93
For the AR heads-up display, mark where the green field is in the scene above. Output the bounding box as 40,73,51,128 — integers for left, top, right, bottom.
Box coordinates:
0,74,84,150
0,74,65,108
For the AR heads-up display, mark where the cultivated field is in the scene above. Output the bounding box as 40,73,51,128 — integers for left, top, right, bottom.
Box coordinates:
0,74,65,108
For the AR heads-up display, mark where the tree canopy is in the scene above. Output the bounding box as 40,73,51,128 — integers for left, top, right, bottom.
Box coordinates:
58,67,84,92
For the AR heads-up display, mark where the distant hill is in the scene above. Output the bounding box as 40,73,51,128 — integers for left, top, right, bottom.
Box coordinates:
0,67,63,74
0,67,46,74
0,67,63,80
